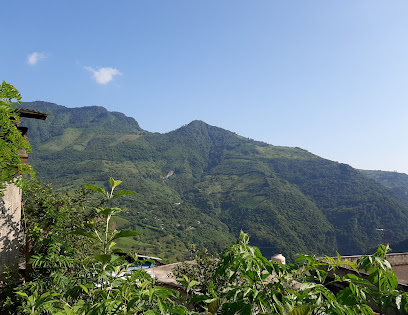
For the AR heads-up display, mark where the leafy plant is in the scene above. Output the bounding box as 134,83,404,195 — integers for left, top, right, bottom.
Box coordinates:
12,178,197,314
15,291,59,315
74,177,138,256
172,245,228,297
8,176,408,314
0,81,33,193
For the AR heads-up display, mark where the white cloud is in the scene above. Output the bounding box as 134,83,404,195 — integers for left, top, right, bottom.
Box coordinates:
85,66,122,85
27,52,47,66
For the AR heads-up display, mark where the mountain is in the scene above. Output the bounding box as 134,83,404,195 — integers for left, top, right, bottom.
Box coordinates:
360,170,408,203
359,170,408,253
19,101,408,261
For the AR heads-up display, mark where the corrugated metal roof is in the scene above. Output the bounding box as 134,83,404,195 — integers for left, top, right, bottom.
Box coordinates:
17,108,55,120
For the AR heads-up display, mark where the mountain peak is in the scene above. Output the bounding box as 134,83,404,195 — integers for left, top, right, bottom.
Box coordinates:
188,120,208,126
169,119,235,141
20,101,142,132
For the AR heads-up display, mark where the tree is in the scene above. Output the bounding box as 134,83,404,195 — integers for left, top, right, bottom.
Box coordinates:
0,81,33,193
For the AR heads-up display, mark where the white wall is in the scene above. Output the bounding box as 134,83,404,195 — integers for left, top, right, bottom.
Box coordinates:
0,183,22,272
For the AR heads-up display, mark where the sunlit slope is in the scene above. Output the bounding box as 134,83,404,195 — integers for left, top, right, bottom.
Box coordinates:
20,102,408,260
361,170,408,203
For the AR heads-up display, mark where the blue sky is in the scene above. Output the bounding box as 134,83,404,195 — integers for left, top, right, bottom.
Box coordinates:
2,1,408,173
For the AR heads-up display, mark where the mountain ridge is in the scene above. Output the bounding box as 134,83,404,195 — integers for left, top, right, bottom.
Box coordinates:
18,101,408,261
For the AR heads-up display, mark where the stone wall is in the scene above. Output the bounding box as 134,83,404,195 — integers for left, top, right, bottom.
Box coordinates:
0,183,22,272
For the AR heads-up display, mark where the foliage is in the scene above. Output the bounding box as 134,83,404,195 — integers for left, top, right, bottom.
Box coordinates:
4,176,408,314
20,180,94,295
172,245,229,297
0,81,33,193
22,180,91,253
73,177,138,256
180,232,408,314
361,169,408,202
6,178,195,314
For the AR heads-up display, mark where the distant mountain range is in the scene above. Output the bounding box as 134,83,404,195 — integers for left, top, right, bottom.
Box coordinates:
19,101,408,261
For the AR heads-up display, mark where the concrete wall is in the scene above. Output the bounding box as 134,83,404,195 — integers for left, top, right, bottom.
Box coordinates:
338,252,408,267
0,183,22,272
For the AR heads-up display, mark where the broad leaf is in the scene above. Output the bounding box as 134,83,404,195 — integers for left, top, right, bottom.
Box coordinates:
83,184,106,196
15,291,29,300
111,229,140,241
78,284,89,294
221,301,252,314
289,305,314,315
342,273,372,286
94,254,120,265
126,297,140,311
114,189,137,197
110,177,122,190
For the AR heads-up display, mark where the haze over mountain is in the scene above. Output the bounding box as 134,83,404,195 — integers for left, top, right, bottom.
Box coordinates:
19,101,408,261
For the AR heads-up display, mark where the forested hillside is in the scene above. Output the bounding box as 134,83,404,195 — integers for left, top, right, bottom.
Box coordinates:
19,101,408,261
361,170,408,202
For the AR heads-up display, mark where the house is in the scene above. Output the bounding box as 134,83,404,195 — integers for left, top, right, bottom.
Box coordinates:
0,109,52,273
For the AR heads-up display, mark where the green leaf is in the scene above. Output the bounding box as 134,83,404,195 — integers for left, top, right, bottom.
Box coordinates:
336,287,357,306
221,301,252,314
187,279,200,292
342,273,372,286
167,305,190,315
114,189,137,197
96,207,122,217
126,297,140,311
78,284,89,294
60,305,77,315
157,299,167,314
83,184,106,196
189,295,212,303
299,282,317,290
94,254,120,265
150,286,179,299
111,229,140,241
110,177,122,190
16,291,29,300
289,305,314,315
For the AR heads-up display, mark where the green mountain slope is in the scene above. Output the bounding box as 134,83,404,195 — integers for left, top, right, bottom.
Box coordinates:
361,170,408,203
359,170,408,253
19,101,408,261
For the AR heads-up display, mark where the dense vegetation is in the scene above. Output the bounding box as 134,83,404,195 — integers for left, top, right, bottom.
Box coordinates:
18,101,408,261
3,176,408,314
361,170,408,203
3,91,408,313
0,82,32,193
4,178,408,314
361,170,408,252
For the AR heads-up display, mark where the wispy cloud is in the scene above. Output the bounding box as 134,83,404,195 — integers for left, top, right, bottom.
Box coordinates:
27,52,47,66
85,66,122,85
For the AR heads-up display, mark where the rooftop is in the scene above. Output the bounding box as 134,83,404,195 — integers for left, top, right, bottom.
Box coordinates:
18,109,54,120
